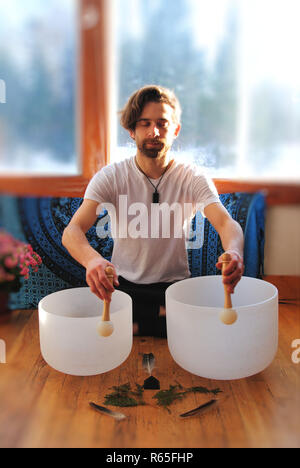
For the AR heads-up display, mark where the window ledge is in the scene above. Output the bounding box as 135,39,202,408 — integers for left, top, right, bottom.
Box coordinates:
214,179,300,205
0,176,299,204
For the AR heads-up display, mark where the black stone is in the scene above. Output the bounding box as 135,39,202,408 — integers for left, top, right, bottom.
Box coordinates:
143,376,160,390
152,192,160,203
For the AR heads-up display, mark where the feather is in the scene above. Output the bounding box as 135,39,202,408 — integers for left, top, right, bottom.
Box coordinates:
142,353,160,389
179,399,217,418
142,353,155,376
89,402,126,421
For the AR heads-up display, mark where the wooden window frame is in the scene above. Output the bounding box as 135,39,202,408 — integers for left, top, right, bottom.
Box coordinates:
0,0,299,206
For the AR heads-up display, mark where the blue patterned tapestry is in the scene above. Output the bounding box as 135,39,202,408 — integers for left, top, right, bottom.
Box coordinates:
0,192,265,309
188,192,265,278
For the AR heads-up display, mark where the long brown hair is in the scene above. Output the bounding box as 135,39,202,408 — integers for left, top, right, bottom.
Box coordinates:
119,85,181,131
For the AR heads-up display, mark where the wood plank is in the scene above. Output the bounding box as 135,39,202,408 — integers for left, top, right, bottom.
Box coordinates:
0,176,89,197
214,180,300,206
0,304,299,448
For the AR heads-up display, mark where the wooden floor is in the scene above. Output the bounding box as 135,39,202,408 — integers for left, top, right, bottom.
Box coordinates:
0,303,299,448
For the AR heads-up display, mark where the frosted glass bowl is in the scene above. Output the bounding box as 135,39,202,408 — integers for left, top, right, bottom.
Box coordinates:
39,288,132,376
166,276,278,380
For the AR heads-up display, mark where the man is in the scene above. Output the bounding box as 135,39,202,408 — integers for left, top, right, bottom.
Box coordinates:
62,85,244,336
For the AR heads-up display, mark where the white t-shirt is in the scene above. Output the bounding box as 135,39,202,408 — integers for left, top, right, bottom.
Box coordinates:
84,156,220,284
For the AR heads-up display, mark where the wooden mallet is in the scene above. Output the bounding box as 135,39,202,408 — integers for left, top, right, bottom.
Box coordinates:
97,266,115,337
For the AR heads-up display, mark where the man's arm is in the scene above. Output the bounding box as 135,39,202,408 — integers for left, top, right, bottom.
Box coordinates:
62,199,119,301
204,202,244,293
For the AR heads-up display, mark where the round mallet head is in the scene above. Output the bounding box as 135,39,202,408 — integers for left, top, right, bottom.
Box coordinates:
219,307,237,325
97,320,114,337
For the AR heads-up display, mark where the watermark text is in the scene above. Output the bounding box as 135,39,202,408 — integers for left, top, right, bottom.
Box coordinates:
95,196,205,249
0,339,6,364
0,79,6,103
291,339,300,364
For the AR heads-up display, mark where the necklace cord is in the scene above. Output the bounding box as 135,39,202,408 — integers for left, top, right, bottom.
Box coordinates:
135,158,170,193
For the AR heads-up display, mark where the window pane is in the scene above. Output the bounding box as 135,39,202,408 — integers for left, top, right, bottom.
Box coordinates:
0,0,79,175
112,0,300,181
242,0,300,180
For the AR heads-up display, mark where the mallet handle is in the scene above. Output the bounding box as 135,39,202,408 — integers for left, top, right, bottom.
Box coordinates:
221,253,232,309
102,266,114,322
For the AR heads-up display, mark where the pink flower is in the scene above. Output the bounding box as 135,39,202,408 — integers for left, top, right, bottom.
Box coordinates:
0,230,42,283
18,254,25,264
4,256,18,269
20,267,29,277
5,273,15,281
35,254,42,265
26,244,33,254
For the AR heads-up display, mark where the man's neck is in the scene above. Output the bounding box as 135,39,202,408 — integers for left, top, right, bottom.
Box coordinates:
135,152,173,179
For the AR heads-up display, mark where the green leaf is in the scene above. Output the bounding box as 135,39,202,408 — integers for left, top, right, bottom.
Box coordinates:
103,382,145,407
153,383,222,413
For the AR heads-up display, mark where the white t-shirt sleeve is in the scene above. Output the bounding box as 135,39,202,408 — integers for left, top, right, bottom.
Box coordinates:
192,168,220,216
84,167,115,205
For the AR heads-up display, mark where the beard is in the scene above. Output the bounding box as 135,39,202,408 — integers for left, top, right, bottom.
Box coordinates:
138,138,170,159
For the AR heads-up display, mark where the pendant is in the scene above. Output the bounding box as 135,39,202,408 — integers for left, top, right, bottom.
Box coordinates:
152,192,160,203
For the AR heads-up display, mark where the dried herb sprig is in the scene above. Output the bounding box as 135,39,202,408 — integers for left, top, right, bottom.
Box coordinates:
153,383,222,413
102,380,222,412
152,385,186,413
104,383,146,407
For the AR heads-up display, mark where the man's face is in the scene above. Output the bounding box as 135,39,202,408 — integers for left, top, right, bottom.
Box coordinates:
129,101,181,159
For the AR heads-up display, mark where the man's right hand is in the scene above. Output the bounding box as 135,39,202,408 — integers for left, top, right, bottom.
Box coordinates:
86,256,119,302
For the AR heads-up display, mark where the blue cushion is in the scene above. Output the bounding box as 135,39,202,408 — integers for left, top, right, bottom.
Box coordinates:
0,192,265,309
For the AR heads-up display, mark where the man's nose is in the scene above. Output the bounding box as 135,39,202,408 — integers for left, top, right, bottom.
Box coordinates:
147,124,160,137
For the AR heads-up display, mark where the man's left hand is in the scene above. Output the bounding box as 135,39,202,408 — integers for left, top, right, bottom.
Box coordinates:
216,250,244,294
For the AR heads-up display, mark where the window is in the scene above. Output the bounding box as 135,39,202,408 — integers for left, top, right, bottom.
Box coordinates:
0,0,109,196
111,0,300,182
0,0,299,202
0,0,79,175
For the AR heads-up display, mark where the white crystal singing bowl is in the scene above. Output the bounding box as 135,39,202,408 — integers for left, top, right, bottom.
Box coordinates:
166,276,278,380
39,288,132,376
